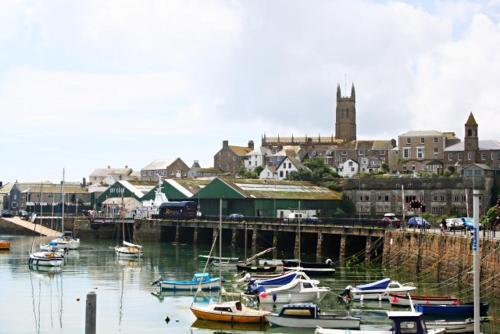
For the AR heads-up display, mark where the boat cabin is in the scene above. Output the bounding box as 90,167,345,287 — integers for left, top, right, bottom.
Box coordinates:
193,273,211,282
278,304,320,318
387,311,429,334
213,301,243,313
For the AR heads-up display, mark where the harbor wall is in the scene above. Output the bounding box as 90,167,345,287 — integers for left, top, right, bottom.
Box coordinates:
383,230,500,296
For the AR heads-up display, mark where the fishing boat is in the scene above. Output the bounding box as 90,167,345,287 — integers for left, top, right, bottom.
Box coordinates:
344,278,416,301
29,249,64,267
0,240,11,250
415,302,489,317
314,311,445,334
258,277,330,304
190,198,269,324
282,259,335,276
158,273,222,291
266,303,360,329
115,241,143,258
389,293,459,306
246,271,312,294
236,263,277,273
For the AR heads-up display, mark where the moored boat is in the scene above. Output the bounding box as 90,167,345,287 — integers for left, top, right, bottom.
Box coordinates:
190,300,269,323
266,303,360,329
158,273,222,291
115,241,143,257
424,318,475,333
282,259,335,276
236,263,277,273
49,231,80,250
389,293,459,306
0,240,11,250
345,278,416,301
258,277,330,304
415,302,489,317
314,311,445,334
29,250,64,267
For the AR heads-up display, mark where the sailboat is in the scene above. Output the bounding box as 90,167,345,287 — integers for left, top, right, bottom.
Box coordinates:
29,211,64,267
190,198,269,323
42,169,80,250
115,196,143,257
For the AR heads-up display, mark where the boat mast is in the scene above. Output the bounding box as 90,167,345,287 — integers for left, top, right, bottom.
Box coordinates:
219,197,222,302
298,200,301,265
61,168,65,232
472,189,480,334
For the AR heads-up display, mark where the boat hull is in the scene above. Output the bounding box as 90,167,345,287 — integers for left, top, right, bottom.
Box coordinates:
29,253,64,267
389,293,459,306
415,303,489,317
115,246,143,258
190,307,267,324
259,289,329,304
352,286,416,300
236,264,277,273
283,266,335,276
160,280,221,291
266,314,360,328
425,319,474,333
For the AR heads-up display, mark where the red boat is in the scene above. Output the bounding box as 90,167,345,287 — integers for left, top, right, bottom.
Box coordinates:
389,293,459,306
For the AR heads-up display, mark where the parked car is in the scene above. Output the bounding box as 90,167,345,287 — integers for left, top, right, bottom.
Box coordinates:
1,210,13,217
227,213,244,221
407,216,431,229
18,210,31,220
460,217,483,230
304,215,321,223
381,213,401,228
445,218,464,231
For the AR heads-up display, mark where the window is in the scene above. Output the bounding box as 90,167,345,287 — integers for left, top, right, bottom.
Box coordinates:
433,137,438,143
406,137,411,144
385,195,389,201
341,151,347,156
358,150,365,156
279,171,284,178
417,147,424,159
467,152,472,160
403,148,410,159
434,147,439,157
458,153,462,161
448,153,453,161
288,162,292,168
420,137,425,144
348,161,353,166
481,152,486,160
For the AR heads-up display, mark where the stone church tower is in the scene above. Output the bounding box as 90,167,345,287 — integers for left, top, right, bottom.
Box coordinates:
464,112,479,162
335,84,357,142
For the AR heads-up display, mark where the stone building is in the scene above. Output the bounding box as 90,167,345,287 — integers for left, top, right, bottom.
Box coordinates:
445,113,500,171
214,140,254,175
397,130,460,174
335,84,356,142
342,174,495,218
141,158,189,181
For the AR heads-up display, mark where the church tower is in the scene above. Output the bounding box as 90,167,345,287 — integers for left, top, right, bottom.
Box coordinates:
335,83,357,142
464,112,479,163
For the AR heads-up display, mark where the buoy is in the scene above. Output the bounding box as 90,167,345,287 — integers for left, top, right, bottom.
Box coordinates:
76,298,80,302
165,316,170,324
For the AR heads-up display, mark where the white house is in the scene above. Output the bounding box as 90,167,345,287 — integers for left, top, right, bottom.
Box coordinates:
275,156,302,180
244,147,271,171
359,157,382,174
259,165,277,179
338,159,359,178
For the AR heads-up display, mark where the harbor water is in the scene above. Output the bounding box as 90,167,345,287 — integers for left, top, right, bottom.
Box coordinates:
0,235,497,333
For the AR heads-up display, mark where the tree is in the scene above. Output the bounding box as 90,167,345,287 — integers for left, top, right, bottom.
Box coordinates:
381,162,389,173
254,165,264,176
288,158,339,183
237,166,259,179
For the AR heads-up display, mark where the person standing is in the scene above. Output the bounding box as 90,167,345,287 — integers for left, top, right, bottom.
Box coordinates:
440,218,446,234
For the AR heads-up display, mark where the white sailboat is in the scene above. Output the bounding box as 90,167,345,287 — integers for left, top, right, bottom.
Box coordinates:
115,197,142,258
190,198,269,324
42,169,80,250
29,210,64,267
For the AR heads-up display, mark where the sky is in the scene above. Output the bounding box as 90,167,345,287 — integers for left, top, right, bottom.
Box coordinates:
0,0,499,183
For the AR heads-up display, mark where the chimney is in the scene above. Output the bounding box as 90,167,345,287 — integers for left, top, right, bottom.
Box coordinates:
248,140,254,149
223,140,229,149
125,165,128,168
107,165,111,169
0,181,2,188
82,177,86,187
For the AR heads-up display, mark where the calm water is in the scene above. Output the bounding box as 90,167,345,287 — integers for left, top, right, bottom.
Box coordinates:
0,235,497,334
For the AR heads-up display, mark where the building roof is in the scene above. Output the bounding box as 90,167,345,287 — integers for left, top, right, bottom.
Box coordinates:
199,177,341,200
463,163,492,170
174,178,211,195
142,160,169,171
445,140,500,152
90,167,133,177
119,180,155,199
0,182,14,194
399,130,444,137
229,145,253,156
465,112,477,126
263,135,342,145
13,182,88,194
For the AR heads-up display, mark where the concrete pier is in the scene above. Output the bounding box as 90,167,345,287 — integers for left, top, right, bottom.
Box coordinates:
193,227,198,244
365,236,372,264
316,232,323,260
231,228,237,248
252,227,257,254
339,234,346,266
294,230,300,259
174,224,180,243
272,230,278,258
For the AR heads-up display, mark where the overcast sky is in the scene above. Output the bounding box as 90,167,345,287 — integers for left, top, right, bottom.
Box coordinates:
1,0,499,182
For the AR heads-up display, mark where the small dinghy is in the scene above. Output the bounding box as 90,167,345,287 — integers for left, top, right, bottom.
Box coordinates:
389,293,459,306
282,259,335,276
425,318,475,333
158,273,222,291
345,278,416,301
258,277,330,304
415,302,489,317
266,303,360,329
115,241,143,258
314,311,445,334
191,300,269,323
